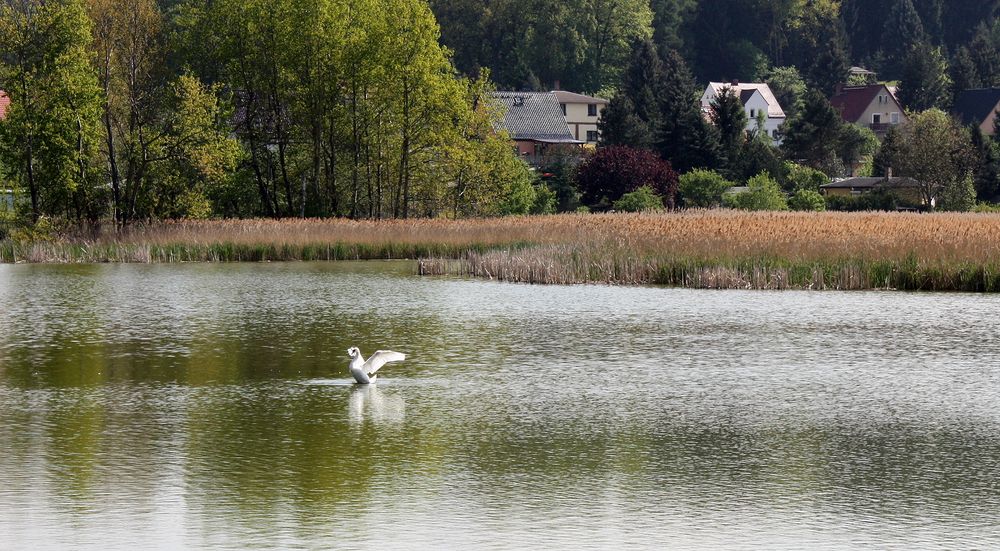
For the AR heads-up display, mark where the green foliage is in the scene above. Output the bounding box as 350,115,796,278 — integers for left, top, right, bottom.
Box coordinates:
0,0,104,223
938,173,977,211
724,171,788,211
788,189,826,211
893,108,976,208
898,42,952,110
530,183,557,215
824,189,920,212
784,162,829,192
498,170,541,216
782,89,871,177
710,86,747,170
678,169,733,208
613,186,664,212
763,66,807,120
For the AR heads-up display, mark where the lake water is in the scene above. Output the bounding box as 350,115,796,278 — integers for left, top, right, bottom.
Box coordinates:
2,262,1000,550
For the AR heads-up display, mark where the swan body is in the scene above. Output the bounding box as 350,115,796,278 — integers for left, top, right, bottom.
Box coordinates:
347,346,406,384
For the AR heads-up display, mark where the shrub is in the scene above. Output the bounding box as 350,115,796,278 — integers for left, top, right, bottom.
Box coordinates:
679,169,733,208
788,189,826,211
784,161,829,192
613,186,664,212
576,146,678,209
725,171,788,211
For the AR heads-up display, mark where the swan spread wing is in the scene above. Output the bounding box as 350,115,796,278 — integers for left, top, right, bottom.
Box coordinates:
363,350,406,376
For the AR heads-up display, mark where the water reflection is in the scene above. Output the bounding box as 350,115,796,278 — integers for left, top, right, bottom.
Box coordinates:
3,263,1000,549
348,385,406,426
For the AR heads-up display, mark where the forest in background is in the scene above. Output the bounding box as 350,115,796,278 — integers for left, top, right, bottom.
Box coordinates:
431,0,1000,96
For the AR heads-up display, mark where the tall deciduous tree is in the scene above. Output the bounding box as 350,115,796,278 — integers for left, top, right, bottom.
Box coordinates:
86,0,167,226
893,108,975,208
0,0,104,223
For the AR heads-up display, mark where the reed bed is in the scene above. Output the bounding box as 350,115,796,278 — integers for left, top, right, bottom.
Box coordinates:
6,211,1000,291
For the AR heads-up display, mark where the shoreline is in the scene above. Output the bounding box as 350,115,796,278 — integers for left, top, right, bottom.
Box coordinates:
5,211,1000,292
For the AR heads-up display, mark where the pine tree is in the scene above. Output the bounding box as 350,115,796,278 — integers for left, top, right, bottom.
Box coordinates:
656,48,719,172
969,24,1000,88
898,41,952,111
781,89,846,175
882,0,927,79
950,46,982,106
709,86,746,173
872,125,903,177
598,96,654,149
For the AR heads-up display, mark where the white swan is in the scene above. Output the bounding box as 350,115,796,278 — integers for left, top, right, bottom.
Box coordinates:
347,346,406,384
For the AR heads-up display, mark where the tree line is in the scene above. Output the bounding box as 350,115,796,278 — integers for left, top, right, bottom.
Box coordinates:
0,0,551,229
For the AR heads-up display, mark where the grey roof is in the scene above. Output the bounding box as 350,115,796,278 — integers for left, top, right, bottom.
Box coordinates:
821,177,921,189
952,88,1000,127
552,90,609,105
492,92,582,143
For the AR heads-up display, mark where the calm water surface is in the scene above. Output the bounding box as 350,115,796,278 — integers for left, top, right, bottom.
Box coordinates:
1,262,1000,550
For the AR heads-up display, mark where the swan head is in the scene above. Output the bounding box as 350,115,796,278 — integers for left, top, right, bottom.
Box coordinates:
346,346,360,359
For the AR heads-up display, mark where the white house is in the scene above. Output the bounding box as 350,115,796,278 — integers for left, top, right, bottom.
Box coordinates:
701,81,786,145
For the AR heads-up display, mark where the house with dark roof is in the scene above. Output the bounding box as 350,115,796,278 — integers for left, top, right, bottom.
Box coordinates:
0,91,9,120
830,84,907,136
700,81,786,144
951,88,1000,136
553,90,608,144
820,176,924,206
492,92,583,167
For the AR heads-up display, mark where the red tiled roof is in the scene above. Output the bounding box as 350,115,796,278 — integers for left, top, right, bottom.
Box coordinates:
0,91,9,120
829,84,895,124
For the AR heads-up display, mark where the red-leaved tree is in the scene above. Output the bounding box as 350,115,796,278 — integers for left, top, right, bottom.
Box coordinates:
576,146,679,209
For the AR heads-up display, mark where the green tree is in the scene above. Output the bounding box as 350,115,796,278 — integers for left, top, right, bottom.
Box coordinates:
781,89,846,175
969,24,1000,88
784,161,829,192
725,171,788,210
937,172,976,211
763,66,807,120
894,108,976,208
788,188,826,211
598,38,663,149
898,41,952,111
678,168,733,208
613,186,664,212
709,86,746,171
0,0,104,224
882,0,927,78
656,49,719,173
154,74,243,219
949,46,981,105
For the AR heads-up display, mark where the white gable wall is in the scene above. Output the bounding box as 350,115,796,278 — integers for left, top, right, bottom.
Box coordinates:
701,84,785,145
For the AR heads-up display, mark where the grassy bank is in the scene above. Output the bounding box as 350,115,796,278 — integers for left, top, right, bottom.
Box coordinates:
5,212,1000,291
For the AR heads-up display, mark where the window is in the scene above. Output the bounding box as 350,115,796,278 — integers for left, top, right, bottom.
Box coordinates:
749,109,756,118
586,130,598,142
872,113,882,124
560,103,567,116
587,104,597,116
890,112,900,124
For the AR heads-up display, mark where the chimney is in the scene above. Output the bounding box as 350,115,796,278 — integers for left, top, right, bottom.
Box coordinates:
553,79,561,91
731,79,739,87
834,82,844,95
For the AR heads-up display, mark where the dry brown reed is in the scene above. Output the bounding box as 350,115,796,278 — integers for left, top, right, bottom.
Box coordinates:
7,211,1000,290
